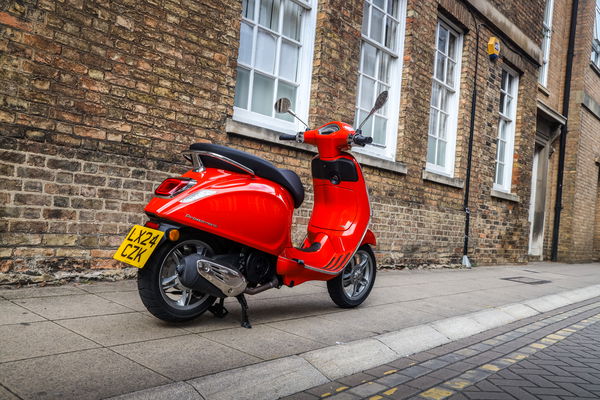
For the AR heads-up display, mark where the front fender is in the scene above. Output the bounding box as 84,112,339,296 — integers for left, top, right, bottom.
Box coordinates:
361,229,376,246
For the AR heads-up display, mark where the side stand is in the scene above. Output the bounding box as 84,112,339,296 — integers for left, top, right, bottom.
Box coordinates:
236,294,252,329
208,298,228,318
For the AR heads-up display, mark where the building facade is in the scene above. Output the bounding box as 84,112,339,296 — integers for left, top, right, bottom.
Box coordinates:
534,0,600,263
0,0,573,282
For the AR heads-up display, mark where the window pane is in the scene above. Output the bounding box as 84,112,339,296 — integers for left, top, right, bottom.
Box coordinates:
495,161,504,185
373,0,385,10
282,1,301,41
448,32,457,59
499,119,507,140
234,67,250,109
501,70,508,91
373,115,387,145
379,52,391,84
505,96,512,116
438,113,448,139
498,139,506,161
251,73,275,116
499,92,506,114
275,81,296,121
440,87,450,111
255,30,276,73
431,83,441,108
437,25,448,53
360,76,376,110
362,43,377,77
427,136,437,164
279,41,299,81
259,0,280,31
370,7,384,44
428,109,439,136
377,82,390,114
242,0,255,20
435,52,445,82
239,22,253,65
384,18,398,51
359,109,373,138
362,3,369,36
436,139,446,167
387,0,399,18
446,60,456,86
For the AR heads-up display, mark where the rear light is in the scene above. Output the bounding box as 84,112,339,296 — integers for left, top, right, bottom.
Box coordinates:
154,178,195,198
144,221,160,229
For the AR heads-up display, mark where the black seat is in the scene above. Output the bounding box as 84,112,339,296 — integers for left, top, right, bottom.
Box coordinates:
189,143,305,208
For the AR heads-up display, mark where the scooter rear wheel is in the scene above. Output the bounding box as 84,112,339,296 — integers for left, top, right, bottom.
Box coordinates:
138,237,217,322
327,245,376,308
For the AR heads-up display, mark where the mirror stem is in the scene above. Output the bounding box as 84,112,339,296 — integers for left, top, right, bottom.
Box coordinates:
287,110,309,130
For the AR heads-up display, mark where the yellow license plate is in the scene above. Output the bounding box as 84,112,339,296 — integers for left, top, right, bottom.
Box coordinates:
113,225,165,268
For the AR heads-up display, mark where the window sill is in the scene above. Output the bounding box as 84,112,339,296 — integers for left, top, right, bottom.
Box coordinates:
422,170,464,189
491,189,520,203
537,83,550,97
225,118,408,175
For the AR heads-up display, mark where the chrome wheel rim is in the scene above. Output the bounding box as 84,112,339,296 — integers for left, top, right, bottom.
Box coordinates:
158,239,212,310
342,250,373,300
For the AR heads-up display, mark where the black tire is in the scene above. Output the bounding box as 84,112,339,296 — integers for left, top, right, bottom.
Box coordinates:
137,236,217,322
327,245,377,308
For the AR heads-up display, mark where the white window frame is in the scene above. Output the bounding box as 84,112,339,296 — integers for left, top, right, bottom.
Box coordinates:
494,67,519,193
354,0,407,161
233,0,317,135
592,0,600,68
539,0,553,86
425,18,463,177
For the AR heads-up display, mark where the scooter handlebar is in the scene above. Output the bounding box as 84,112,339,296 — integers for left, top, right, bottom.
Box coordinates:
279,133,297,141
352,134,373,147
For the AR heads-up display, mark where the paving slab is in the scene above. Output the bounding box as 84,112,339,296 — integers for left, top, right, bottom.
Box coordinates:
13,293,133,320
0,348,170,400
266,315,377,345
0,299,45,325
78,280,137,293
0,321,98,362
56,312,189,346
188,356,328,400
200,324,324,360
0,285,87,300
302,338,398,379
377,325,450,356
111,334,260,380
108,382,202,400
319,301,443,334
0,385,19,400
97,290,148,311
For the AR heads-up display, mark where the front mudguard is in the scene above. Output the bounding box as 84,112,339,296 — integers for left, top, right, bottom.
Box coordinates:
361,229,376,246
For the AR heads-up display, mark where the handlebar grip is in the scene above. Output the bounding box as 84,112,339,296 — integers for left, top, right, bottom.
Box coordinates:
352,134,373,146
279,134,297,141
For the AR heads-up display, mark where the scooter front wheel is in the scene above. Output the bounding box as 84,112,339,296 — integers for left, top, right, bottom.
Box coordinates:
327,245,376,308
137,237,217,322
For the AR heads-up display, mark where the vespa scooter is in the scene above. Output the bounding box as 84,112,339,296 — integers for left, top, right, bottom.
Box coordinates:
113,91,388,328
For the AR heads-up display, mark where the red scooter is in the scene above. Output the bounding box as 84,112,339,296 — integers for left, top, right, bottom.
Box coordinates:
113,92,388,328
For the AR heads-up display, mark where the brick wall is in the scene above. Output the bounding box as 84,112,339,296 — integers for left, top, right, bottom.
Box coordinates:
0,0,546,282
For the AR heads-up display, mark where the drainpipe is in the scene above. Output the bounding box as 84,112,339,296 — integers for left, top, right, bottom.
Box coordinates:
551,0,579,261
462,14,482,268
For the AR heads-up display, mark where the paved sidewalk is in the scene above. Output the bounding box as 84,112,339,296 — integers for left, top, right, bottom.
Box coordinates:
0,262,599,399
